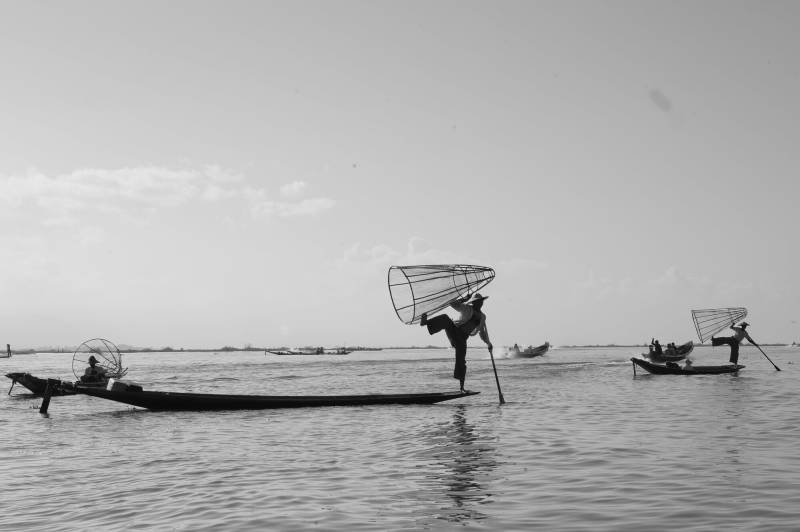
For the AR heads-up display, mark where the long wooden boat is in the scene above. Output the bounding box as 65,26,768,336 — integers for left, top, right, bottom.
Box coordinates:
6,372,106,395
7,372,76,395
631,357,743,375
645,341,694,363
509,342,550,358
267,348,351,356
63,383,479,411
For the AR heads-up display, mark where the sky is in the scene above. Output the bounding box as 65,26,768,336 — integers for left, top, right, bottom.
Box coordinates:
1,1,798,349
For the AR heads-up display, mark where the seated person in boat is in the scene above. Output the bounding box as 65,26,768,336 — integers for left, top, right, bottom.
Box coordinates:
82,355,108,383
683,359,694,371
666,343,677,356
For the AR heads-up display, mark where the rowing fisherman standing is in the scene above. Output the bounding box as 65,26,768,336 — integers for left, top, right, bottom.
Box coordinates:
420,293,493,393
712,321,754,365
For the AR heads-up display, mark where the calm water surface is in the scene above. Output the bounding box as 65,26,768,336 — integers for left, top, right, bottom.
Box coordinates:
2,345,799,531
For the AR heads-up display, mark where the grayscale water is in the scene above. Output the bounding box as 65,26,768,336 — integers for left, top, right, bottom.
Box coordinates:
2,345,799,531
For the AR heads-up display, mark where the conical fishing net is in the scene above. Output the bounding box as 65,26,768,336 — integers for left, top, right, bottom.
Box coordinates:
388,264,495,324
691,307,748,343
72,338,129,380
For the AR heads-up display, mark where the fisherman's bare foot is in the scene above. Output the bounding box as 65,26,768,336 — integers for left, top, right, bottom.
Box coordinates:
419,313,428,326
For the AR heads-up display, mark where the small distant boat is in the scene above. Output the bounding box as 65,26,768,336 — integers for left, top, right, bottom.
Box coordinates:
509,342,550,358
631,357,743,375
644,340,694,363
49,381,479,411
267,347,352,356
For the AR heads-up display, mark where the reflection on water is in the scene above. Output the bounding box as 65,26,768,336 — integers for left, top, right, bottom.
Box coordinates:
420,405,497,525
3,347,800,530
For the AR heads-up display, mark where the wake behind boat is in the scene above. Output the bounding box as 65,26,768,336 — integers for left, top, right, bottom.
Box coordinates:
631,357,743,375
41,380,479,412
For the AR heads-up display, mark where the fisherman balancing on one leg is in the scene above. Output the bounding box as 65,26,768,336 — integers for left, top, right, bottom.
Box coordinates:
420,293,493,393
712,321,754,365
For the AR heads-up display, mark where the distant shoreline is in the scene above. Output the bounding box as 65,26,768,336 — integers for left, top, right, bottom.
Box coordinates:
8,343,796,355
8,345,449,354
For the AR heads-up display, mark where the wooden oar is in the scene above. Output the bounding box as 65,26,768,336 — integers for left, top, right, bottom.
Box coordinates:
488,346,505,404
750,338,781,371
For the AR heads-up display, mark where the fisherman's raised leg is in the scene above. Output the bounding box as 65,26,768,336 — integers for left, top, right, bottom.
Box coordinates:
424,314,456,336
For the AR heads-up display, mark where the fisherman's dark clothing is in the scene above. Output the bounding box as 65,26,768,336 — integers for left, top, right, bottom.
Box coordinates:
713,326,749,364
82,365,107,383
425,309,484,384
712,336,741,364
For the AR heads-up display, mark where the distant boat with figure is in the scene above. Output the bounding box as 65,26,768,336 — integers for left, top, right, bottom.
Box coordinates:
508,342,550,358
644,340,694,363
267,347,352,356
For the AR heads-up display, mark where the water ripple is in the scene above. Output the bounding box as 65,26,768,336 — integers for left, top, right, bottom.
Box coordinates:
2,346,800,530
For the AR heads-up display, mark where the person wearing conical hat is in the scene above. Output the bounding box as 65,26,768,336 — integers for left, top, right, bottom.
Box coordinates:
82,354,108,383
419,293,493,393
711,321,754,365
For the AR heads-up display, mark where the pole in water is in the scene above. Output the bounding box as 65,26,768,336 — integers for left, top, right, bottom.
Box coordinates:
6,344,10,357
488,348,505,404
39,379,58,414
751,339,780,371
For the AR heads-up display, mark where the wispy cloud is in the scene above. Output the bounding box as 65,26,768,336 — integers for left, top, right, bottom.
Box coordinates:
279,181,307,198
248,181,335,218
0,166,336,223
252,197,336,217
334,237,494,274
0,166,201,214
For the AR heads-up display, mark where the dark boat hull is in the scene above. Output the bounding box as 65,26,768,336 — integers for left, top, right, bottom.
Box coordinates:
267,350,351,356
6,372,107,396
72,386,479,411
511,343,550,358
631,357,743,375
6,373,75,395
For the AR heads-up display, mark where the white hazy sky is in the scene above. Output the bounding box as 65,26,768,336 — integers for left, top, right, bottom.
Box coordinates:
1,1,798,348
